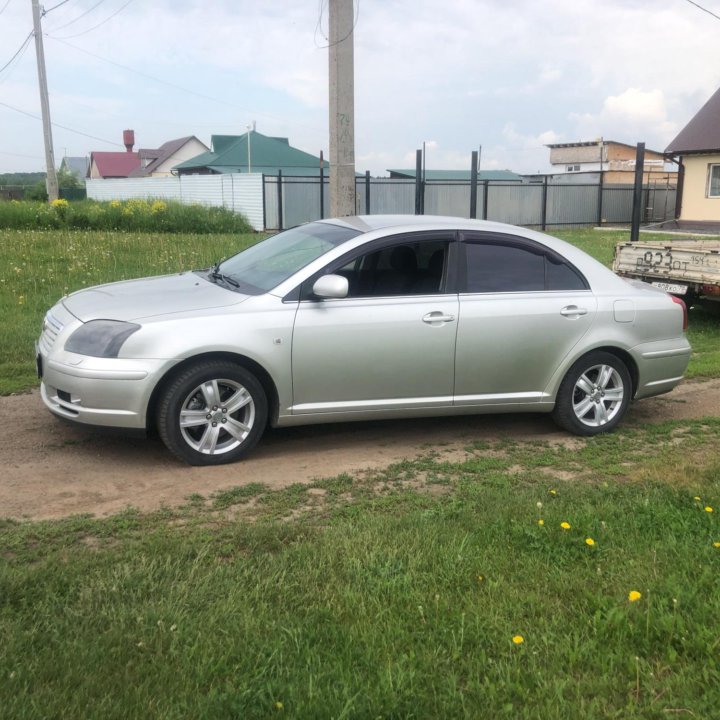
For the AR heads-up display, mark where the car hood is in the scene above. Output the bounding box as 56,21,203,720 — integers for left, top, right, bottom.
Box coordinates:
62,272,248,322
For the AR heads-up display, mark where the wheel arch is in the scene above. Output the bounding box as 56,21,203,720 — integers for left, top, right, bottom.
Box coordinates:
146,351,280,433
591,346,639,398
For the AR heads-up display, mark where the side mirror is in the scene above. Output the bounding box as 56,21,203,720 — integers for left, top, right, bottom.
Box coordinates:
312,274,349,299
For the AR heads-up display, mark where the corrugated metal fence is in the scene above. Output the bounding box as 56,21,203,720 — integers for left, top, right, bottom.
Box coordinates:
86,173,676,233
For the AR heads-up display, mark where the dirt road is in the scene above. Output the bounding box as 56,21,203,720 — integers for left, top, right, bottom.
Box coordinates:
2,380,719,521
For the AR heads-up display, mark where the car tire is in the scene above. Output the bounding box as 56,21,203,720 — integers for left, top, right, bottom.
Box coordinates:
552,351,632,436
157,360,268,466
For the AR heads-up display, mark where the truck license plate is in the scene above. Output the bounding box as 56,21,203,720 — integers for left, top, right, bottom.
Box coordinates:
651,281,688,295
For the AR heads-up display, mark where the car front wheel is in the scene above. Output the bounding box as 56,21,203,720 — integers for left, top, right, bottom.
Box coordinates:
552,351,631,436
157,360,268,465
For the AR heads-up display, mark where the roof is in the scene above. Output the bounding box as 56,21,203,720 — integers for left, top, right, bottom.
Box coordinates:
89,151,140,178
173,131,322,175
387,169,522,182
666,86,720,155
128,136,205,178
546,140,665,155
60,156,89,177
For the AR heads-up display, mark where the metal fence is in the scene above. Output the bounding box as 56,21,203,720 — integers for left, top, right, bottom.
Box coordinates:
263,175,677,231
83,171,676,233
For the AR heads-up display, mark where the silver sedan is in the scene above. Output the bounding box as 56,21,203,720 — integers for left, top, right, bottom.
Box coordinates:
37,216,692,465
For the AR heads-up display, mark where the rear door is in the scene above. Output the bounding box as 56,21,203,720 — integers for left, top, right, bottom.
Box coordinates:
453,232,597,406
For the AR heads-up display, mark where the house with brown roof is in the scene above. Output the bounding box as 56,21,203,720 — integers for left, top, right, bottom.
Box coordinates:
129,136,209,178
88,130,209,179
666,86,720,227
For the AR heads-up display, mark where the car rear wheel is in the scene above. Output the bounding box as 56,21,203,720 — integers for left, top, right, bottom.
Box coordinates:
552,351,631,436
157,360,267,465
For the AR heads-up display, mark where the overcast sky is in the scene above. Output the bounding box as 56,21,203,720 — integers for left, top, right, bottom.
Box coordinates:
1,0,719,176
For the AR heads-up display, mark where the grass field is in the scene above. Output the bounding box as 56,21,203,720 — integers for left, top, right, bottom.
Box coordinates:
1,226,718,394
1,224,720,718
2,419,720,718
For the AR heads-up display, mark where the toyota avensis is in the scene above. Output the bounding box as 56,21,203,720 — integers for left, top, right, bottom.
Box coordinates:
37,215,692,465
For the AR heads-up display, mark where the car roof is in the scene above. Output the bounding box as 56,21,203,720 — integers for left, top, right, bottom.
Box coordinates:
317,214,521,235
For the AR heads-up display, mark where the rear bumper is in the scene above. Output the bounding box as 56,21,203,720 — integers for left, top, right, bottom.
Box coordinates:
630,337,692,400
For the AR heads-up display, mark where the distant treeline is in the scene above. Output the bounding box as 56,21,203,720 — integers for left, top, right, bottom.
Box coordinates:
0,172,46,187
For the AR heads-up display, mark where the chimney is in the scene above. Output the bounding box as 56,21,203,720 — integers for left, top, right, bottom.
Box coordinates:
123,129,135,153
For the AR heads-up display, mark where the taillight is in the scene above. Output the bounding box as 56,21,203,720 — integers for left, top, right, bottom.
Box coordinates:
671,295,688,331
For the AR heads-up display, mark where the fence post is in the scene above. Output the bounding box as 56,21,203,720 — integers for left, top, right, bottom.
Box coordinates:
261,174,267,230
597,170,604,226
277,170,283,231
365,170,370,215
414,149,423,214
541,175,548,231
319,151,325,220
630,142,645,242
470,150,478,219
482,181,489,220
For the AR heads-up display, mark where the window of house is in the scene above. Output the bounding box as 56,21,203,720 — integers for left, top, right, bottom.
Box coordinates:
566,164,581,172
708,164,720,198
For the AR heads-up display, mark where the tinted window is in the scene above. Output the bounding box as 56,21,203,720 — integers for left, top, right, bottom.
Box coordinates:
546,253,587,290
330,240,448,297
464,241,588,293
465,243,545,293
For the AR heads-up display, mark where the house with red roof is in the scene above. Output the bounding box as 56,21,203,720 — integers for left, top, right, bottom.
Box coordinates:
88,130,209,179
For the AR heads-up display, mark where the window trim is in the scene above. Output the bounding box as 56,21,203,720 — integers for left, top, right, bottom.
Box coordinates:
707,163,720,198
457,232,590,294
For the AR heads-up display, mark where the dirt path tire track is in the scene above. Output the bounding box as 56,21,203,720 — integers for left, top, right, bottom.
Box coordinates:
2,381,719,521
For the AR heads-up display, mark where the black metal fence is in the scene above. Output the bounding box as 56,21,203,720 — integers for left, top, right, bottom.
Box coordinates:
262,173,676,231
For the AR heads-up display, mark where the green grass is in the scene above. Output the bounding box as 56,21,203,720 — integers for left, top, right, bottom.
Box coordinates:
0,228,259,393
2,227,718,395
2,419,720,718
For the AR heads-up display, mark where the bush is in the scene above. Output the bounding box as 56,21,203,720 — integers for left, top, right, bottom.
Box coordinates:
0,198,253,234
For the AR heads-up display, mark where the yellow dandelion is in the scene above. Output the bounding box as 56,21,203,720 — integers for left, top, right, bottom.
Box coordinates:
549,489,557,495
713,542,720,548
477,575,484,583
538,519,545,526
585,537,595,546
560,521,571,530
694,496,701,501
628,590,642,603
705,506,713,513
275,701,284,709
512,635,524,645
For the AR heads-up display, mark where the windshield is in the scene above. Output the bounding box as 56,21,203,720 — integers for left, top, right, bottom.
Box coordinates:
215,222,361,293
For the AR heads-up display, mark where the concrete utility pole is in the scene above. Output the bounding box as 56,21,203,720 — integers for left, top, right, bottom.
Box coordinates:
328,0,356,217
31,0,59,201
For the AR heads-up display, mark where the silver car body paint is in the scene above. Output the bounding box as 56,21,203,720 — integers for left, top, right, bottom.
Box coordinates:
38,216,691,433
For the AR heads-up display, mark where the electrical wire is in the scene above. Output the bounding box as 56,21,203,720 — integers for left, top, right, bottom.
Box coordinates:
50,0,134,39
0,30,33,76
48,0,107,32
0,100,123,146
43,0,72,15
0,0,13,17
314,0,360,49
684,0,720,21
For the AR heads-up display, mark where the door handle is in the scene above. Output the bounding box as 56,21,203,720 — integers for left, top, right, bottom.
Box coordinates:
422,311,456,325
560,305,588,317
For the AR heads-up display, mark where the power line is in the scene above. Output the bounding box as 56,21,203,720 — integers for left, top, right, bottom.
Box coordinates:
314,0,360,48
0,30,33,75
50,0,134,39
48,36,327,134
0,0,13,16
0,100,122,146
43,0,72,14
684,0,720,21
48,0,106,31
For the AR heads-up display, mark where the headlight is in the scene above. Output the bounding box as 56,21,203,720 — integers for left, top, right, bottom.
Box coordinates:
64,320,141,358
